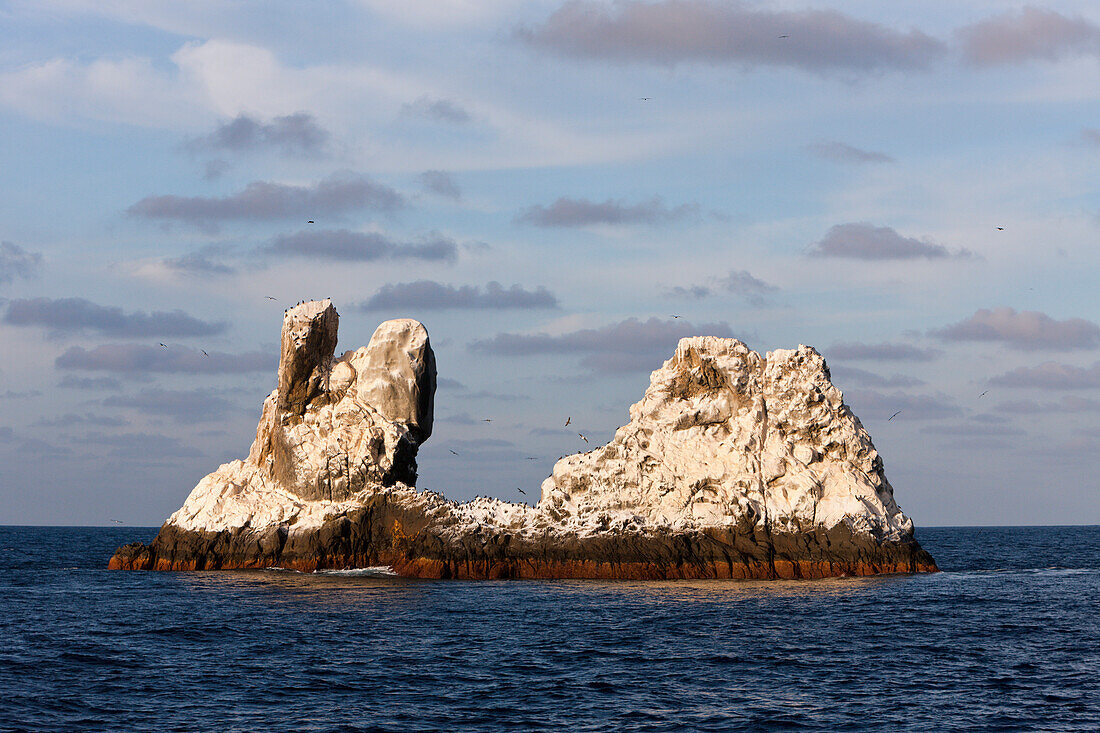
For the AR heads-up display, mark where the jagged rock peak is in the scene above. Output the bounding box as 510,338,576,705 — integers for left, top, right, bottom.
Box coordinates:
538,335,913,541
277,299,339,415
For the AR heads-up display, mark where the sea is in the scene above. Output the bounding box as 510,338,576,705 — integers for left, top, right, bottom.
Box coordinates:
1,526,1097,732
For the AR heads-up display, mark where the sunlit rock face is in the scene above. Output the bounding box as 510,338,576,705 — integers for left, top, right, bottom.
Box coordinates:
539,337,913,541
110,308,935,580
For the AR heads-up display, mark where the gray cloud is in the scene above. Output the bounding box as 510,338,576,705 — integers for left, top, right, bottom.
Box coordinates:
103,388,237,424
919,422,1026,437
995,396,1100,414
162,251,236,277
470,317,736,373
990,361,1100,390
33,412,128,428
666,270,777,306
829,365,924,389
0,241,42,284
516,196,698,227
518,0,943,72
827,341,941,362
56,344,273,373
665,285,712,299
844,389,962,421
808,223,968,260
58,375,123,391
420,170,461,199
5,298,225,337
958,7,1100,66
807,141,894,164
437,377,465,390
932,307,1100,351
402,96,471,124
82,432,202,460
361,281,557,311
186,112,329,156
128,172,403,227
204,159,231,180
263,229,457,263
716,270,777,305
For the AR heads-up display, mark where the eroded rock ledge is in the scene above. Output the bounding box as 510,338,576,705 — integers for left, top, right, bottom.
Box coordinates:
110,300,936,579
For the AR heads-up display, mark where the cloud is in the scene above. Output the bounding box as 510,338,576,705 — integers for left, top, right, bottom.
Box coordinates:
161,251,237,277
0,242,42,285
844,389,962,421
103,388,237,424
82,432,202,460
419,170,461,199
127,172,403,227
57,375,123,391
829,366,924,389
665,270,777,305
185,112,329,156
827,341,941,362
808,223,968,260
958,7,1100,66
263,230,457,263
994,396,1100,414
361,281,558,310
401,96,471,124
665,285,711,299
932,308,1100,351
807,141,894,164
990,361,1100,390
33,412,128,428
715,270,777,306
470,317,736,372
4,298,226,337
56,344,273,373
919,423,1026,437
203,159,231,180
516,196,697,227
437,377,465,390
517,0,943,72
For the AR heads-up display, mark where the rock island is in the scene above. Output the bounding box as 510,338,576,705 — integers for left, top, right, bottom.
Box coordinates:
110,300,937,579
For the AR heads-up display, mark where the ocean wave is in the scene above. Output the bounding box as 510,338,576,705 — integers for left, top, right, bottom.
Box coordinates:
316,566,400,577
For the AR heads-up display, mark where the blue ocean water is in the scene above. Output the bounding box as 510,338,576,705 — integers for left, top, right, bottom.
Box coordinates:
1,526,1097,732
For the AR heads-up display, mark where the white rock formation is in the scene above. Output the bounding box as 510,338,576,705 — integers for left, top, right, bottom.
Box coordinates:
168,301,437,532
164,308,910,548
537,337,913,541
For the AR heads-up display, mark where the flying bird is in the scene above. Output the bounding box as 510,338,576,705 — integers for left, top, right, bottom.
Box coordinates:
201,349,208,357
266,296,278,300
525,457,538,460
670,315,681,319
639,97,651,101
449,449,459,456
778,34,789,38
159,343,168,349
578,433,588,443
307,220,315,224
888,410,902,421
565,416,571,427
995,227,1005,231
517,488,527,496
109,519,123,524
979,390,989,398
482,418,492,423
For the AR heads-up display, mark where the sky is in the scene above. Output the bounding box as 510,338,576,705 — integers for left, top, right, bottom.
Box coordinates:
1,1,1099,527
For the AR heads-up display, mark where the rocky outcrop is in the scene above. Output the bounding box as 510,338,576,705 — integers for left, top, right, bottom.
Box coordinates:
110,303,936,579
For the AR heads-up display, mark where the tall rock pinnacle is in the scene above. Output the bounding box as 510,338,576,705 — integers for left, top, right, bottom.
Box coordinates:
277,299,339,415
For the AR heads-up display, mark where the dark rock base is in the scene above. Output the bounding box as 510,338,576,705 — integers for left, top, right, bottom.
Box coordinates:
109,495,938,580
